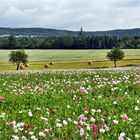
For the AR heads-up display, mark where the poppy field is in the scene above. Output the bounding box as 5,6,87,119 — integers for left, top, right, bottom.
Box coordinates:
0,70,140,140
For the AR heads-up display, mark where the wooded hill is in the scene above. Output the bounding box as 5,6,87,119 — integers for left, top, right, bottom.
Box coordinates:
0,27,140,37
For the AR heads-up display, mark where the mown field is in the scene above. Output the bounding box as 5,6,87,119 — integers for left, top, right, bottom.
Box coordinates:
0,70,140,139
0,49,140,70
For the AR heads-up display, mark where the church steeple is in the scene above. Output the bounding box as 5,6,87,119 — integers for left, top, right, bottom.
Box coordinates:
79,27,83,36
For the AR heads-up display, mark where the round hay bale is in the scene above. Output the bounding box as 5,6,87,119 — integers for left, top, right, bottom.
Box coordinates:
50,62,54,65
88,61,92,65
24,63,29,67
44,64,49,68
20,65,25,70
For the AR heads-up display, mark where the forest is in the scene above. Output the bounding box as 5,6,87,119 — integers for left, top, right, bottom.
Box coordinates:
0,34,140,49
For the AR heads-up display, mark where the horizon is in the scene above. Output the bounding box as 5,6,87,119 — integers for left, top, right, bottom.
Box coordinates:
0,26,140,32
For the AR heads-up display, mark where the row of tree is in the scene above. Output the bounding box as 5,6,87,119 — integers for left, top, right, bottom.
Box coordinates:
0,34,140,49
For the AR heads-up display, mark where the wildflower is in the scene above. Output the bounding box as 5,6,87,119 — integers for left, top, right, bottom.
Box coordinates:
47,129,52,133
55,119,60,122
40,117,48,121
136,100,140,104
28,111,33,117
11,135,19,140
67,118,72,123
113,120,119,124
0,112,6,118
91,124,98,131
56,123,62,128
39,131,46,137
31,135,37,140
86,125,91,131
29,125,34,130
79,120,85,125
97,109,101,113
18,127,24,131
84,108,89,113
134,106,139,111
67,105,70,108
118,132,125,140
135,134,139,138
79,114,85,120
101,118,106,125
0,96,4,101
21,136,27,140
90,117,96,122
29,132,34,135
70,89,75,93
91,109,96,113
8,121,16,126
123,114,129,121
63,120,68,125
103,111,106,115
92,132,98,138
113,101,117,105
80,128,84,136
104,125,109,131
100,128,105,133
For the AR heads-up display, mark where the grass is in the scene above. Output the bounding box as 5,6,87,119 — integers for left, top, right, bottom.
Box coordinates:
0,49,140,70
0,70,140,139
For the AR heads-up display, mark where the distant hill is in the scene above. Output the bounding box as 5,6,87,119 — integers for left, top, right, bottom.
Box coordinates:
0,27,140,37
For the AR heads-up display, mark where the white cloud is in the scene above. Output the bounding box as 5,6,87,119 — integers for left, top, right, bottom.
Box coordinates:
0,0,140,31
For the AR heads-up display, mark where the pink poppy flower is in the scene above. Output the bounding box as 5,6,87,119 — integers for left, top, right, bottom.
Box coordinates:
93,132,98,137
123,115,129,121
55,138,61,140
0,96,4,101
8,121,16,126
48,129,52,133
67,118,72,122
91,124,98,131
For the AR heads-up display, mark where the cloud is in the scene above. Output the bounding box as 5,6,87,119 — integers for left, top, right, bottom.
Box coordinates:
0,0,140,31
114,0,140,8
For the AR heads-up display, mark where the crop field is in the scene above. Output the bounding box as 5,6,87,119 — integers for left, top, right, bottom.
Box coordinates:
0,70,140,139
0,49,140,70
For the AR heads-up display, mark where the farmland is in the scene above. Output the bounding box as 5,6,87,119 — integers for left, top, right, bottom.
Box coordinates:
0,70,140,139
0,49,140,70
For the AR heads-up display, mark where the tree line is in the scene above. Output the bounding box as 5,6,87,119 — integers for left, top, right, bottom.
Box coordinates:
0,34,140,49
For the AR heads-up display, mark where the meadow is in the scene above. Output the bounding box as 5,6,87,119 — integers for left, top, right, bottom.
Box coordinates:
0,49,140,70
0,70,140,139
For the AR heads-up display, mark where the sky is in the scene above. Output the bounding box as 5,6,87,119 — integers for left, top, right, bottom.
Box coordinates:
0,0,140,31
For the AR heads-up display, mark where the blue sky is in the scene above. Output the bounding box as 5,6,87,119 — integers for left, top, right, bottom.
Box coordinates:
0,0,140,31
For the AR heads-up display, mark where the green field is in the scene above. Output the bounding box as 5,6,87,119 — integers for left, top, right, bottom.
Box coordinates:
0,71,140,139
0,49,140,70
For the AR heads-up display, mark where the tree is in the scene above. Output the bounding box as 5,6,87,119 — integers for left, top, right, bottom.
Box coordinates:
7,35,17,49
107,47,124,67
9,50,28,70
